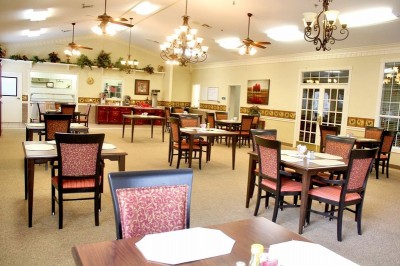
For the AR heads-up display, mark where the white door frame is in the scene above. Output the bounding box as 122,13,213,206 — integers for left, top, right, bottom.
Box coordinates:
1,72,22,123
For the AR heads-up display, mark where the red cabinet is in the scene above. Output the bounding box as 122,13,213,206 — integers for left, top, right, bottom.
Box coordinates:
96,106,132,124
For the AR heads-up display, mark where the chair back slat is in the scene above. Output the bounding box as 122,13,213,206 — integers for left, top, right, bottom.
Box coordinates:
325,135,355,159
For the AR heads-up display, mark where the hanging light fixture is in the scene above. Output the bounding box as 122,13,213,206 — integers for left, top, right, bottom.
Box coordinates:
120,18,139,74
160,0,208,66
303,0,349,51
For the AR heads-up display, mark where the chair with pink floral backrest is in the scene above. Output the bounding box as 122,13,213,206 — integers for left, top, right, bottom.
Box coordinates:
374,130,397,179
108,169,193,239
319,124,340,153
306,148,377,241
253,136,302,222
250,129,277,152
51,133,105,229
44,114,72,141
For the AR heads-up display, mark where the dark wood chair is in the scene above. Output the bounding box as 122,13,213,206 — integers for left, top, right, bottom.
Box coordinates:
319,124,340,152
108,169,193,239
51,133,105,229
362,126,384,149
164,106,171,132
250,129,277,152
169,117,203,169
231,115,254,148
306,148,377,241
374,130,397,179
61,104,77,122
250,113,261,129
77,104,91,127
172,106,184,113
253,136,302,222
215,111,228,121
43,114,72,141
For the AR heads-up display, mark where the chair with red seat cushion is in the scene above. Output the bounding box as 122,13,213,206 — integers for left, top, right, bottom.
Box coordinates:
169,117,202,169
374,130,397,179
51,133,104,229
108,169,193,239
319,124,340,152
232,115,254,148
253,136,302,222
306,148,377,241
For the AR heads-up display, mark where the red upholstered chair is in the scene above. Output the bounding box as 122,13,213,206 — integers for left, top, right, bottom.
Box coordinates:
374,130,397,179
172,106,184,113
43,114,72,141
169,117,203,169
232,115,254,148
61,103,77,122
108,169,193,239
51,133,105,229
250,129,277,152
180,115,211,161
306,148,377,241
164,106,171,132
319,124,340,152
253,136,302,222
364,126,384,141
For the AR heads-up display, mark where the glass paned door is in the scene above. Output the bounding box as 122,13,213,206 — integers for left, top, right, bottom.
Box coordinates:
298,86,346,148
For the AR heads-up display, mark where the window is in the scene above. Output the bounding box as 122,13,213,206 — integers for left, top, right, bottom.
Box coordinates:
379,62,400,148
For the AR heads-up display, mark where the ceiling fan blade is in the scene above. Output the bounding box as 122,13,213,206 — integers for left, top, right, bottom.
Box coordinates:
251,43,267,49
110,20,133,27
254,41,271,45
73,44,93,50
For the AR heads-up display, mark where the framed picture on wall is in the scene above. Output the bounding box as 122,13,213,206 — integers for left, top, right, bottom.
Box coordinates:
247,79,270,105
135,79,150,95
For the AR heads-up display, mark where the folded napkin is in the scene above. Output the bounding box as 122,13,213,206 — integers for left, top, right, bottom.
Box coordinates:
281,150,299,157
27,123,45,127
102,143,116,150
314,153,342,160
46,140,56,145
281,155,304,163
25,144,54,151
312,160,345,166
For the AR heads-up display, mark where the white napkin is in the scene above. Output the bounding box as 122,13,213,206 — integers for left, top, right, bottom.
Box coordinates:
46,140,56,145
314,153,342,160
102,143,116,150
25,144,54,151
27,123,44,127
281,155,304,163
312,160,345,166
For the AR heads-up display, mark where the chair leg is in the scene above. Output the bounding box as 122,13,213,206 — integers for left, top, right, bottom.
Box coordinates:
253,185,262,216
386,160,390,178
375,159,379,179
272,194,280,223
95,191,100,226
51,185,55,215
176,150,182,169
356,203,363,235
306,198,312,224
337,206,344,242
58,189,63,229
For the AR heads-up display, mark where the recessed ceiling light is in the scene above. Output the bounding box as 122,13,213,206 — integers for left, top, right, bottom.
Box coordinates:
26,9,49,21
266,26,303,42
339,7,398,28
216,37,242,49
132,1,160,15
22,29,45,37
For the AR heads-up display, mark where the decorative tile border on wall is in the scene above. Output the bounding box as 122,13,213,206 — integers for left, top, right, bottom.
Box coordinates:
78,97,101,104
347,117,374,127
158,101,191,108
22,95,28,101
199,103,227,111
240,107,296,120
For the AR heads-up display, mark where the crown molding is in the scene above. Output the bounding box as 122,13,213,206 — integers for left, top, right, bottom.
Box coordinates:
193,43,400,70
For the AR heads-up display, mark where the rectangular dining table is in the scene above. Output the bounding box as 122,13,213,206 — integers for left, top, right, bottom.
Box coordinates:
25,122,89,141
72,217,311,266
22,141,128,227
122,114,165,142
246,151,348,234
180,128,239,170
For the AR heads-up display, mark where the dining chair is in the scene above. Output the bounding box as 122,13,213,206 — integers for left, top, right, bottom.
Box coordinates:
362,126,384,149
172,106,184,113
215,111,228,121
169,117,203,169
374,130,397,179
61,103,77,122
319,124,340,152
77,104,91,127
108,169,193,239
253,136,302,222
164,106,171,132
306,148,377,241
250,129,277,152
232,115,254,148
51,133,105,229
205,112,216,145
179,115,211,161
43,114,72,141
250,113,261,129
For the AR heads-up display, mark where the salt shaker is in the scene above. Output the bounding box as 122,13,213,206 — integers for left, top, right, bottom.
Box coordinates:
249,243,264,266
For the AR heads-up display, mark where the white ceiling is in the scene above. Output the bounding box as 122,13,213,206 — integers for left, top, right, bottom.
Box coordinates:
2,0,400,63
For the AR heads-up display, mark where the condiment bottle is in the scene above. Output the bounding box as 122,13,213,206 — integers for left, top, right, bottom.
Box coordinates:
249,243,264,266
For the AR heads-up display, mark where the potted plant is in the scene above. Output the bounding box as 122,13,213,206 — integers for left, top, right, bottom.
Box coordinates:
0,45,6,58
249,105,261,115
76,54,94,69
48,52,61,63
96,50,112,68
31,56,46,63
141,64,154,74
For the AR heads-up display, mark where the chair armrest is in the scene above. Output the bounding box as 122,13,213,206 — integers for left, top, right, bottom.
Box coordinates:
312,174,345,185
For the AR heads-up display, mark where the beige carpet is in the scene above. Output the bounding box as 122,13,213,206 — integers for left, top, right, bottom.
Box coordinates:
1,125,399,265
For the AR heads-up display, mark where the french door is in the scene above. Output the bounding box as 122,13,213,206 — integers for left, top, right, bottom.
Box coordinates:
297,85,348,149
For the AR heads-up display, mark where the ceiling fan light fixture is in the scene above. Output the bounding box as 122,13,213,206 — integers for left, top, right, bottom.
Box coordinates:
217,37,242,49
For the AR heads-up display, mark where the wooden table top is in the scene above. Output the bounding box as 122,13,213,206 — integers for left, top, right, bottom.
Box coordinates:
72,217,309,266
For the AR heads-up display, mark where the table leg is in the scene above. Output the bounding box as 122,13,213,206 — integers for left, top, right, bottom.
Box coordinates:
231,135,237,170
188,135,194,168
246,154,257,208
151,120,154,138
122,119,126,138
118,155,126,171
298,171,312,234
162,119,165,142
130,119,135,143
27,159,35,227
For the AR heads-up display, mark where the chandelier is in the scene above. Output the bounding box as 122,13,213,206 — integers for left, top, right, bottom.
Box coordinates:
303,0,349,51
159,0,208,66
120,19,139,74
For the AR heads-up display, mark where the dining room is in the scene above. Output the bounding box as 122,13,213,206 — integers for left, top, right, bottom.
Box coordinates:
1,122,400,265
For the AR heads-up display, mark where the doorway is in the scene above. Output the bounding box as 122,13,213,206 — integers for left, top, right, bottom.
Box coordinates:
228,85,241,119
1,72,22,124
296,70,350,151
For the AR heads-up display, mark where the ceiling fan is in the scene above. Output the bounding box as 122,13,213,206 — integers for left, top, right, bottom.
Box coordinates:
94,0,133,35
64,23,92,56
240,13,271,55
